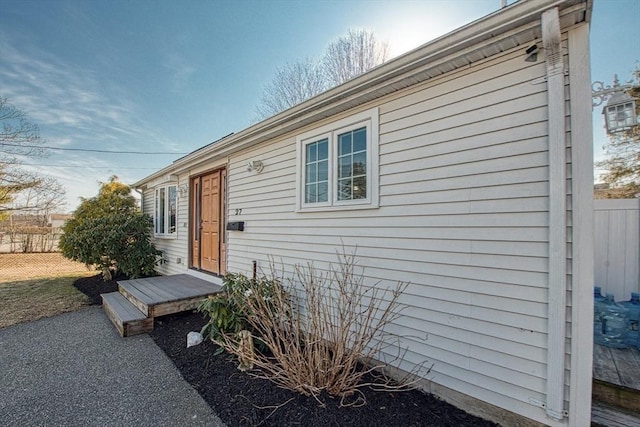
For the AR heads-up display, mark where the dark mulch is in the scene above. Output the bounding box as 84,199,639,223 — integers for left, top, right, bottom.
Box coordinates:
74,275,497,426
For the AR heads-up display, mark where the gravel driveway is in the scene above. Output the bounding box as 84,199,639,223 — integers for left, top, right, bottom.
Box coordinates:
0,306,225,427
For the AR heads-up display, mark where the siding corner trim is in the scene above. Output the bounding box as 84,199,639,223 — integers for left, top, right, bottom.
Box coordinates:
542,6,568,422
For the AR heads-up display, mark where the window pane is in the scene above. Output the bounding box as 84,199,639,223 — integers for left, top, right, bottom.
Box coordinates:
339,133,351,155
168,186,177,234
317,140,328,160
155,190,160,233
622,102,634,126
305,183,316,203
353,151,366,175
337,178,351,200
352,176,367,199
304,139,328,204
306,163,317,183
318,159,328,181
306,143,316,162
338,155,351,179
352,127,367,152
158,188,166,234
317,181,328,202
607,109,617,126
336,127,367,201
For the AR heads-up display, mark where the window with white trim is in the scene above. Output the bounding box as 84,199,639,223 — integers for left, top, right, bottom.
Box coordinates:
296,108,379,211
155,185,177,236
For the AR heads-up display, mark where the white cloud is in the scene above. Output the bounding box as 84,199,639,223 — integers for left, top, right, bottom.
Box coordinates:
0,33,177,149
0,32,183,210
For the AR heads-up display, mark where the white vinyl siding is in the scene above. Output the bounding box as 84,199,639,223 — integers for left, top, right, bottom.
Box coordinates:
224,40,571,426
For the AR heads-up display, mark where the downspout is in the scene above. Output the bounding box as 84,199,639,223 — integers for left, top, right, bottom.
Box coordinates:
542,7,567,421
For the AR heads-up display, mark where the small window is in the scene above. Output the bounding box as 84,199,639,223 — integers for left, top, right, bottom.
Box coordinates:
305,138,329,203
296,108,379,211
155,184,177,237
337,127,367,201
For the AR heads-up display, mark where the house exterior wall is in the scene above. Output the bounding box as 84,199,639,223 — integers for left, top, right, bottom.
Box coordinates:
145,158,228,279
220,38,574,425
138,3,593,424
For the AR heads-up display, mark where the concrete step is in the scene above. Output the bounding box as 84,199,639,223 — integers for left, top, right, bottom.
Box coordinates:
102,292,153,337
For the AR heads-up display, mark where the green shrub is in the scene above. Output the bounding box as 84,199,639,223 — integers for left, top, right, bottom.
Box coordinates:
59,176,161,279
198,272,283,350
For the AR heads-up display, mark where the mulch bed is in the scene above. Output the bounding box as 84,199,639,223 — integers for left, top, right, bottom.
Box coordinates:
74,274,497,427
72,273,123,305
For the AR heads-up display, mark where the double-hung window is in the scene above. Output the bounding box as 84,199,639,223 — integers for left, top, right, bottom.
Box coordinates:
155,184,177,237
304,138,329,203
296,108,379,211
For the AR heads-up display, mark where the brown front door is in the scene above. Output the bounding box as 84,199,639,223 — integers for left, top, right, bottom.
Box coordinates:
190,169,226,275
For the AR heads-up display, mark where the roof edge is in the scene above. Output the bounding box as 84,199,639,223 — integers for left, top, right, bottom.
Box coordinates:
134,0,590,188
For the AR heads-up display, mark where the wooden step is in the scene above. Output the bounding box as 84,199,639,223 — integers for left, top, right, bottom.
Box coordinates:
593,380,640,415
117,274,221,318
117,282,152,317
102,292,153,337
592,344,640,414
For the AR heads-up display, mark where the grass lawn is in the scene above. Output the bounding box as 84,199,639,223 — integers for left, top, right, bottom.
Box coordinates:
0,253,95,329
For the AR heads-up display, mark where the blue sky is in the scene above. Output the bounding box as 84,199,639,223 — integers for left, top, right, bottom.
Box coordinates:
1,0,638,211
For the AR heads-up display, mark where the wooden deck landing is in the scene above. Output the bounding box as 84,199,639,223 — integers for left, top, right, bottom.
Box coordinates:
102,274,221,337
118,274,222,317
592,344,640,415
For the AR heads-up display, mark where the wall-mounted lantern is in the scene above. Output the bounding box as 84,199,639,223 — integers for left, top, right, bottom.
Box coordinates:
246,160,264,173
603,92,636,134
592,75,638,135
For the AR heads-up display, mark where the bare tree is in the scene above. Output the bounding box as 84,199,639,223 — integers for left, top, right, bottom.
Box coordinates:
255,58,327,119
0,97,66,218
323,29,389,87
0,98,46,157
255,29,388,119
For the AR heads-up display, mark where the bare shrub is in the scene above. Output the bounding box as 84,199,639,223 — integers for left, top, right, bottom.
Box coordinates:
219,249,426,405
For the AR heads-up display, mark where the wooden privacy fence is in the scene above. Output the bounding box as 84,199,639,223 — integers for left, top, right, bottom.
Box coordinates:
594,199,640,301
